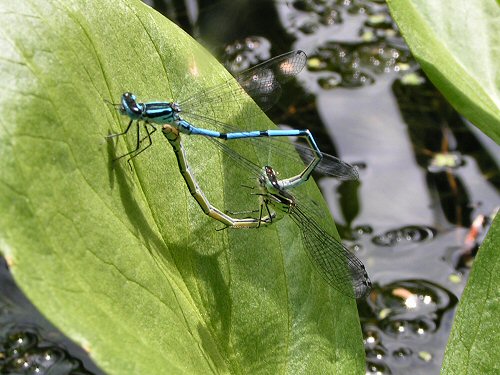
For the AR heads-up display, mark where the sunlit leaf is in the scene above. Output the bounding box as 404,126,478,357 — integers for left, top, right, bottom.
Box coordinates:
387,0,500,143
0,0,365,373
441,214,500,375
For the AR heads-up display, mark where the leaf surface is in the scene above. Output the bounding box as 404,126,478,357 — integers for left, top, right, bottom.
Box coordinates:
441,214,500,375
387,0,500,143
0,0,365,373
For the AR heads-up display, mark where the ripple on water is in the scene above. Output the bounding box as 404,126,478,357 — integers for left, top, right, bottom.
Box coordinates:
372,225,437,247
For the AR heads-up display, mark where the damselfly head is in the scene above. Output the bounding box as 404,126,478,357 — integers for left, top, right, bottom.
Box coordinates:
264,165,274,177
264,166,280,188
259,166,283,193
121,92,142,118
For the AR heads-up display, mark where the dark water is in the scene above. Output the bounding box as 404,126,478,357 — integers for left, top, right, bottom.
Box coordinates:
0,257,103,374
1,0,498,374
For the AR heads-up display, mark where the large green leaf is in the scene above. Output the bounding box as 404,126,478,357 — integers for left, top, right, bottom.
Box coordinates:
441,214,500,374
387,0,500,144
0,0,365,373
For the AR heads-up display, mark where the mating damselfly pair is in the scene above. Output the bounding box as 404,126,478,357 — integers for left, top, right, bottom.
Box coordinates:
107,50,371,299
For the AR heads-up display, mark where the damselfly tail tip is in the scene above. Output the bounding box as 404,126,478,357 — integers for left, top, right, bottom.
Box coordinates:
347,167,360,181
351,165,360,180
353,270,372,299
337,164,360,181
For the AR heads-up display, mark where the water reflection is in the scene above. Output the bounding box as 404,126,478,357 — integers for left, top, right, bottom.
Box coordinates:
308,42,414,88
361,280,458,374
372,226,436,247
0,258,103,374
0,326,94,375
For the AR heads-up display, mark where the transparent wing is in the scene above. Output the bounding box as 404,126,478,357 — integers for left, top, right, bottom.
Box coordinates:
289,201,371,299
175,50,358,181
179,50,307,121
235,50,307,110
203,135,263,178
179,110,358,181
169,122,369,297
295,145,359,180
200,132,365,284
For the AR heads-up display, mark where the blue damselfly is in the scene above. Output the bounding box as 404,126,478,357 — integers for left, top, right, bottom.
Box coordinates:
108,50,358,186
162,124,371,299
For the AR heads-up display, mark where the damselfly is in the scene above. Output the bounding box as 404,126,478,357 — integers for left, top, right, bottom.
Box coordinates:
108,50,358,186
257,165,371,299
162,124,371,299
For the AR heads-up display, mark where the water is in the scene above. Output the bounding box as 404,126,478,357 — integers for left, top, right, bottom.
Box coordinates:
1,0,498,374
0,257,104,374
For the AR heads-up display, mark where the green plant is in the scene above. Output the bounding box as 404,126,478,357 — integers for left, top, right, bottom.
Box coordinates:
441,214,500,375
0,1,365,373
387,0,500,144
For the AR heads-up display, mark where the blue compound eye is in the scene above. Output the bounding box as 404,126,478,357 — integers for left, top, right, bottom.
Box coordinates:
122,92,142,116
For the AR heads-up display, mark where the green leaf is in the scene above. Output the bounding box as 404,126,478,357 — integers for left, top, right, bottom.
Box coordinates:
441,214,500,374
0,0,365,373
387,0,500,144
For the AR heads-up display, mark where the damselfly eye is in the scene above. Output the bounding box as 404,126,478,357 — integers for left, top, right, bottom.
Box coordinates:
122,92,142,115
130,104,141,114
